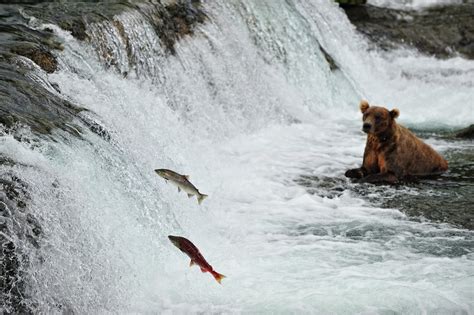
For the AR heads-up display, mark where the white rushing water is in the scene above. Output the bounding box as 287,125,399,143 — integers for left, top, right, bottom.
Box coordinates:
367,0,467,10
1,0,473,313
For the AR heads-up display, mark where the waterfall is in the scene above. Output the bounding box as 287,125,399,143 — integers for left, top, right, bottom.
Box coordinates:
1,0,472,313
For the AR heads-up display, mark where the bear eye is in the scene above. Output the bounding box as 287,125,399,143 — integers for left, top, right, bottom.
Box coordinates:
375,113,382,121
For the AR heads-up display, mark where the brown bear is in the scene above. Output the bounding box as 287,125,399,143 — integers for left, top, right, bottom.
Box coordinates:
345,100,448,184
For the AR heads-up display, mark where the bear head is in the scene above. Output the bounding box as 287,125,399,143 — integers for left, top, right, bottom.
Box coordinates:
359,100,399,135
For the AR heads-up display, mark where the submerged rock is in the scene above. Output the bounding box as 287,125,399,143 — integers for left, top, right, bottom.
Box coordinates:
59,18,88,41
341,3,474,59
145,0,207,54
23,2,133,41
0,174,42,314
383,147,474,230
296,132,474,230
335,0,367,7
11,43,58,73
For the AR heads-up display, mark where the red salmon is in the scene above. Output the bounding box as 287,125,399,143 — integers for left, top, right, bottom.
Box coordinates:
168,235,225,284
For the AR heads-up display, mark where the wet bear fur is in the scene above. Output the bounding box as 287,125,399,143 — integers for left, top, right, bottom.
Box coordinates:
345,100,448,184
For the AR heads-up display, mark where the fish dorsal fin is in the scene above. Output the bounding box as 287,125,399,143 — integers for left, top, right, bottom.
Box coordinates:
190,260,195,267
178,187,181,192
184,175,190,180
200,267,206,273
187,193,193,198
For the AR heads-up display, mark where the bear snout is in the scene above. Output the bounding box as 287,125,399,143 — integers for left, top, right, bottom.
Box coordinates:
363,123,372,133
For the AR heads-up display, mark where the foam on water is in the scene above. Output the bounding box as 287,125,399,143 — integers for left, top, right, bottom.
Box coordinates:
367,0,466,10
2,0,473,313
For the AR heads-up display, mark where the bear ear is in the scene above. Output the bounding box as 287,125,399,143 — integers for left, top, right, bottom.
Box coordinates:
360,100,370,113
390,108,400,119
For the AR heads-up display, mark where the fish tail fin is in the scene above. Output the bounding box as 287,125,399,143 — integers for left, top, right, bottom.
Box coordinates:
197,194,208,205
211,271,225,284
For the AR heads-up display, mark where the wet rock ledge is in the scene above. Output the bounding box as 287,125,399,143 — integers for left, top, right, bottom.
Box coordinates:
0,0,207,137
0,1,207,313
339,2,474,59
455,124,474,139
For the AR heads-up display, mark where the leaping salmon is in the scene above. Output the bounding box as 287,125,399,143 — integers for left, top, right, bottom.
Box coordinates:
168,235,225,284
155,169,208,205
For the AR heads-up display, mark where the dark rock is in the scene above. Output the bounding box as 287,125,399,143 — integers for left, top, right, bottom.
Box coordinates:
0,174,41,314
11,43,58,73
79,113,113,142
454,124,474,139
149,0,207,54
341,4,474,59
0,12,63,74
294,174,347,199
0,155,18,167
59,18,88,41
0,8,87,137
0,241,30,314
379,145,474,230
0,60,84,136
0,0,206,139
335,0,367,7
23,2,134,42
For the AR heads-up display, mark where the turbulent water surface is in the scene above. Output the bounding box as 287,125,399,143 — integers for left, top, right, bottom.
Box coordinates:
367,0,469,10
1,0,473,313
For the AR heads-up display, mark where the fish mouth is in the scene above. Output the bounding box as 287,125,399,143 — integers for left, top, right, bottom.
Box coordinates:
154,169,166,177
168,235,180,246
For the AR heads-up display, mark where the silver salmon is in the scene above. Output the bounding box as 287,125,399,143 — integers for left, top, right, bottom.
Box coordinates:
155,169,208,205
